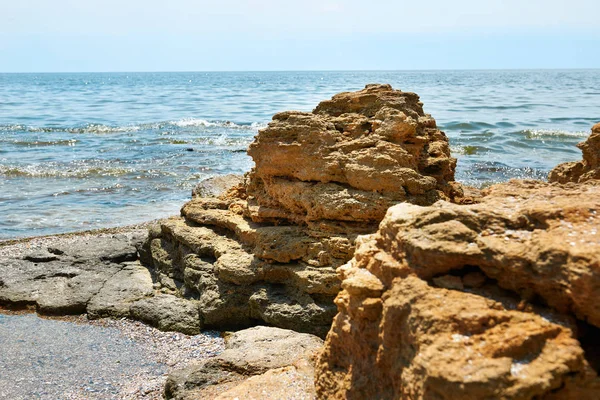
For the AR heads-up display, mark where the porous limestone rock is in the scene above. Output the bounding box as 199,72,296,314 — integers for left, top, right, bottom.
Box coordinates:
143,84,460,336
549,122,600,183
164,326,322,400
315,179,600,399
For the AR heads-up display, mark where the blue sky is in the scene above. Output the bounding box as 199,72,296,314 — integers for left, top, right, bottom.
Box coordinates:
1,0,599,72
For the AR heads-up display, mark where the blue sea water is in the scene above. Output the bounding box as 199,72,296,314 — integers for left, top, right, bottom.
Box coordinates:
1,70,599,239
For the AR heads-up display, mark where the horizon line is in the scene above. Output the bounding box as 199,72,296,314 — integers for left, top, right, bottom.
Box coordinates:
2,67,600,74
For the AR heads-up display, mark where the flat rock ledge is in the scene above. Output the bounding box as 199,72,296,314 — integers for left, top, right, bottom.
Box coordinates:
0,231,208,334
0,231,323,399
141,84,463,337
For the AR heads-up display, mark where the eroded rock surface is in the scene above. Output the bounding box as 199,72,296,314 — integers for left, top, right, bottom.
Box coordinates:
165,326,322,400
316,179,600,399
0,232,204,334
143,84,460,336
0,234,149,315
549,122,600,183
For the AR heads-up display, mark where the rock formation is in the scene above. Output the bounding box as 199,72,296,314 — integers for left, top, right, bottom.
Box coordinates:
141,84,460,337
315,179,600,399
0,233,150,315
0,231,211,335
165,326,322,400
549,122,600,183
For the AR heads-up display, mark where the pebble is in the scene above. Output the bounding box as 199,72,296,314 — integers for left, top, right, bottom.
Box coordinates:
0,313,224,399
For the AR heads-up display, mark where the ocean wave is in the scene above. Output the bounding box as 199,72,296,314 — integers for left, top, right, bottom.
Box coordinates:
457,162,548,188
0,165,136,178
9,139,78,147
162,135,253,147
463,104,550,111
450,145,487,155
0,119,267,134
0,124,142,134
520,129,589,138
170,118,266,130
548,117,599,122
51,183,141,197
442,121,495,131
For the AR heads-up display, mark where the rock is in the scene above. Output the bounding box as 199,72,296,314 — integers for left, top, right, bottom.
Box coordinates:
87,262,154,319
165,326,322,400
144,84,461,336
192,174,244,198
212,362,317,400
0,231,211,335
247,84,460,224
48,234,140,263
23,251,58,263
549,123,600,183
248,287,337,339
0,253,124,314
1,235,144,316
315,179,600,399
130,294,202,335
165,362,243,400
211,326,323,375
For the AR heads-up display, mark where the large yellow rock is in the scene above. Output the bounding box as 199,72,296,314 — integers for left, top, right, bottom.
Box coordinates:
316,179,600,399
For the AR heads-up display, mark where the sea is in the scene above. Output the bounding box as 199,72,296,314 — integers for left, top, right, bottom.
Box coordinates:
1,70,599,240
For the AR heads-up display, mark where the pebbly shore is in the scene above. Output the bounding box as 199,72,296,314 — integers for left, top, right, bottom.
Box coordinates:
0,312,224,400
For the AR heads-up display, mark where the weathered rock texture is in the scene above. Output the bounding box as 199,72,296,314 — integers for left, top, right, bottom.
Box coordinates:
142,84,460,337
549,122,600,183
0,232,202,335
316,179,600,399
1,234,146,314
165,326,322,400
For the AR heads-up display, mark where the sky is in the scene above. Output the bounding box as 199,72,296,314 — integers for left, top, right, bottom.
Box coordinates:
1,0,599,72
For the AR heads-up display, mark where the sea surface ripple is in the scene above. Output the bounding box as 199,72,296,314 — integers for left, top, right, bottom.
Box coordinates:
1,70,599,239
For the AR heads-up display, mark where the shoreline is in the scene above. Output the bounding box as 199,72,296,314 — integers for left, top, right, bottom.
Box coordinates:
0,217,173,247
0,217,175,264
0,215,227,399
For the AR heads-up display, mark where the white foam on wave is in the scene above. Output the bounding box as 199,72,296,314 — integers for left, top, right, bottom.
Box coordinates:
171,118,220,128
0,119,267,135
0,164,135,178
250,121,268,129
522,129,589,138
169,119,266,130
